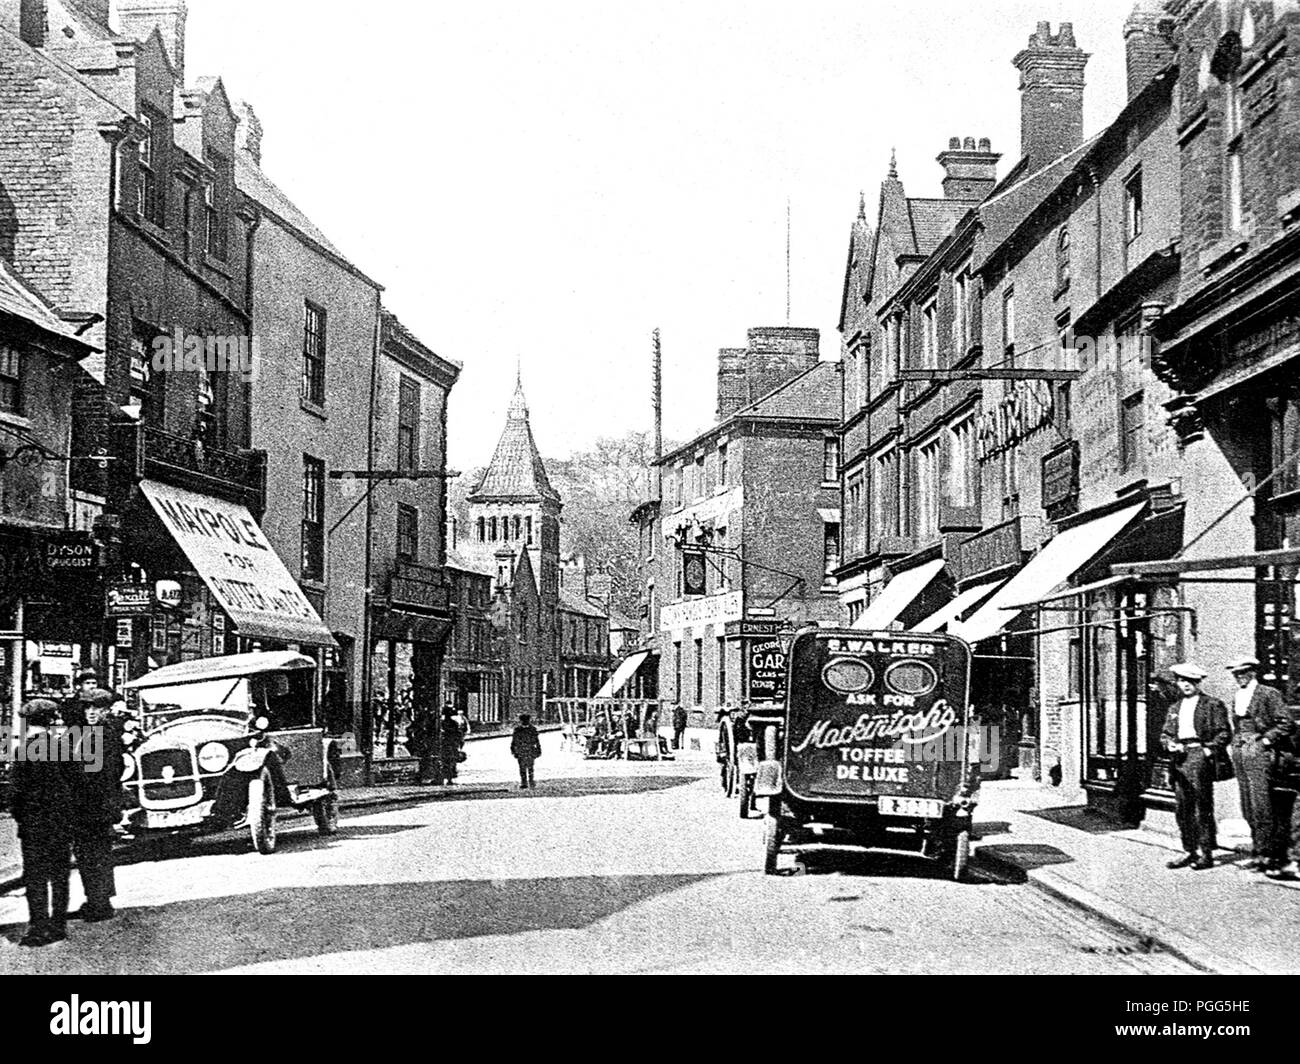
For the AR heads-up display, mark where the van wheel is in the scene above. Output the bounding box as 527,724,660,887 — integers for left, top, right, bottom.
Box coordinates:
952,829,970,882
763,814,786,875
247,768,278,855
313,769,339,836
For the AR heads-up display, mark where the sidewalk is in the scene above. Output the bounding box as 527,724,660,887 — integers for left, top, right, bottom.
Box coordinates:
974,780,1300,975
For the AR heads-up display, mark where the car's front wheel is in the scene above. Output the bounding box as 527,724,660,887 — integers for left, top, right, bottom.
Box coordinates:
247,767,278,855
313,769,339,836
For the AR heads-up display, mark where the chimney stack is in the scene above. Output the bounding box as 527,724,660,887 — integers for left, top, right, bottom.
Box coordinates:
235,100,263,166
1012,21,1089,174
717,327,820,421
937,135,1001,201
1124,2,1176,101
76,0,111,29
115,0,187,83
18,0,46,46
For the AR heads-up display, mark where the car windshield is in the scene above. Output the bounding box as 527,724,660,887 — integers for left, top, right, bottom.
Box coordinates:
136,677,250,718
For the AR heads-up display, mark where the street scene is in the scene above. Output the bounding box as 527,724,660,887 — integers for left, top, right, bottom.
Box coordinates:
1,0,1300,990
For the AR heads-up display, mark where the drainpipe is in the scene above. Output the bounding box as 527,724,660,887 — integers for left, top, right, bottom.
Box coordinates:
1089,167,1102,304
360,291,381,780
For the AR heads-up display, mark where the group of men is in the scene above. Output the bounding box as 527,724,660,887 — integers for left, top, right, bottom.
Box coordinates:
1161,657,1298,877
11,671,126,948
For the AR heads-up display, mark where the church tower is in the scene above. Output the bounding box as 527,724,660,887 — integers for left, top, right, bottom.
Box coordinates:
466,374,562,607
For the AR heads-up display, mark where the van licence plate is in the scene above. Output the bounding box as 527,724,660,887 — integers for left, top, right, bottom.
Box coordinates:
878,796,944,819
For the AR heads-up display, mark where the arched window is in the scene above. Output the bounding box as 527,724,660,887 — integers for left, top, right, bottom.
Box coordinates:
1056,226,1071,290
489,516,497,541
513,515,522,540
477,517,485,542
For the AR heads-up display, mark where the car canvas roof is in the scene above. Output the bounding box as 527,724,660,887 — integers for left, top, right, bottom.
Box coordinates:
122,652,316,690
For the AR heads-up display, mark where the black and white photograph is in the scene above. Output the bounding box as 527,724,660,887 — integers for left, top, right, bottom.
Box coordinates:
0,0,1297,1030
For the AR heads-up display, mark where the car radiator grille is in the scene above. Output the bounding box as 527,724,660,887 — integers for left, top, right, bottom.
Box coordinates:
140,747,201,803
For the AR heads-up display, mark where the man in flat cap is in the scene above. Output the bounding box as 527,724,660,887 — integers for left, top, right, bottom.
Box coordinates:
65,688,124,920
1225,657,1293,872
11,699,73,947
1160,663,1231,870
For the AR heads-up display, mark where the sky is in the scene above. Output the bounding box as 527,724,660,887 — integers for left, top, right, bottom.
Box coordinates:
182,0,1133,472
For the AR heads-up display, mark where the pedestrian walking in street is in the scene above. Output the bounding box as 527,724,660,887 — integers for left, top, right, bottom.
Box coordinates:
511,713,543,790
12,699,74,948
1160,663,1232,871
1225,657,1294,872
66,688,123,921
407,704,438,784
438,705,464,786
672,704,688,750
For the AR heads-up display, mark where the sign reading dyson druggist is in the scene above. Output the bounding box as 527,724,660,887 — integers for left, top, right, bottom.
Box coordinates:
139,481,335,647
782,630,971,802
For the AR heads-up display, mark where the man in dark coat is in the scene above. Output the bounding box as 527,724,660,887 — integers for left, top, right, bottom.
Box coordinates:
12,699,73,947
672,704,688,750
66,688,123,921
407,705,437,784
1225,657,1294,871
438,706,463,786
510,714,542,790
1160,663,1231,870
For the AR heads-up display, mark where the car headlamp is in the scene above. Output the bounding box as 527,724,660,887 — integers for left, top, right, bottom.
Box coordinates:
198,742,231,773
120,753,136,783
253,716,270,732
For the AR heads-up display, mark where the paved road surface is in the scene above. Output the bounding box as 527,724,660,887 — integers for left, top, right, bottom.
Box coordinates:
0,733,1197,974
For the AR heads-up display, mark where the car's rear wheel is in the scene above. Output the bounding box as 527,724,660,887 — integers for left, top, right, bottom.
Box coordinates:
247,767,278,855
313,769,339,836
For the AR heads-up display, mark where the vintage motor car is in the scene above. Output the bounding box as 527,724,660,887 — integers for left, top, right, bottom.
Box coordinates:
119,652,341,854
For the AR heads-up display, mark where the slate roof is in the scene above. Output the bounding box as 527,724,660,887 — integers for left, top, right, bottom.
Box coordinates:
908,198,978,257
0,258,95,356
732,360,841,422
471,380,560,502
558,588,607,619
446,549,496,579
236,157,379,287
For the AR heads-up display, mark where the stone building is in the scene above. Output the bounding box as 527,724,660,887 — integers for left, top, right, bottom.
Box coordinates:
635,326,841,739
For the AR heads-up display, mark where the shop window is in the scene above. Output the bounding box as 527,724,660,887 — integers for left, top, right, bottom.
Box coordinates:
301,454,325,580
302,301,327,406
396,503,419,561
0,345,21,415
397,376,420,471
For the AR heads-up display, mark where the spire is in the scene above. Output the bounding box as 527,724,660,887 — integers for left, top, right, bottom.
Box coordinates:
508,366,528,420
472,375,558,502
888,147,898,179
857,190,866,220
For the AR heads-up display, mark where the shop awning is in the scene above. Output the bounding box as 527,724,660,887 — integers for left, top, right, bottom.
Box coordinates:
1004,573,1133,610
911,579,1003,633
139,480,336,648
592,650,651,699
953,503,1145,644
852,558,946,630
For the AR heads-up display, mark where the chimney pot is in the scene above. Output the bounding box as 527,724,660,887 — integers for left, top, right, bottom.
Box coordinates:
978,136,991,152
1014,20,1089,173
18,0,46,46
949,136,961,149
963,136,976,150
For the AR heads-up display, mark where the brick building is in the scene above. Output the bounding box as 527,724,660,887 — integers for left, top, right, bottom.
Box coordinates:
443,547,502,726
0,259,98,724
1147,0,1300,707
635,326,841,738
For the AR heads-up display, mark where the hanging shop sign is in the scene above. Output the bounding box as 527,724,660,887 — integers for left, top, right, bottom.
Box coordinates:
682,547,708,597
951,517,1024,584
155,580,183,608
977,382,1055,460
1041,441,1080,519
106,583,153,617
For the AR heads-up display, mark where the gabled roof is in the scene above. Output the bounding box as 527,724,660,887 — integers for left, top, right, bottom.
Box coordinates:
732,360,841,421
0,258,96,357
908,198,978,256
559,588,607,619
235,156,381,289
471,378,560,502
837,193,874,332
